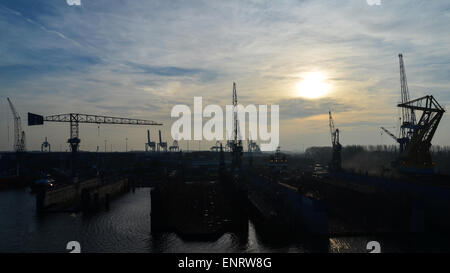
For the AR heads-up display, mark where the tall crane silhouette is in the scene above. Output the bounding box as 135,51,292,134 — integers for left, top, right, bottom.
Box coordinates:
382,54,446,174
230,82,243,169
329,111,342,171
157,130,167,152
145,129,156,152
7,98,26,152
399,53,416,143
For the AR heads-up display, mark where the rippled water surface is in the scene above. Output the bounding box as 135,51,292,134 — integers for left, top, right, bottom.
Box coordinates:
0,188,409,253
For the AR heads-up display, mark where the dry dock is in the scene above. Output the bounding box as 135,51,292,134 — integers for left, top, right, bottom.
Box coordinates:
36,176,131,212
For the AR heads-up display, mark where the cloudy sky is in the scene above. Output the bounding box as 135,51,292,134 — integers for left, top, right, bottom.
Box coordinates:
0,0,449,152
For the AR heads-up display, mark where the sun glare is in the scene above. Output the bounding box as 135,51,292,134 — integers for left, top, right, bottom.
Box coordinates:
296,72,331,99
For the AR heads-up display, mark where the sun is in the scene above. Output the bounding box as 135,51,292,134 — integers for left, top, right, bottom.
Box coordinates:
296,72,331,99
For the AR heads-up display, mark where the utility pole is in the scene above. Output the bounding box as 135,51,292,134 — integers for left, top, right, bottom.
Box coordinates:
126,138,128,152
104,139,107,153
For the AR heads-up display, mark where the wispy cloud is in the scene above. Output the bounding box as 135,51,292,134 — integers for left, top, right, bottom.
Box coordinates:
277,98,355,120
0,0,449,151
0,4,84,48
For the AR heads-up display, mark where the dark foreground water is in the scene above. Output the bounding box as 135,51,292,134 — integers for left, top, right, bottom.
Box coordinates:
0,188,419,253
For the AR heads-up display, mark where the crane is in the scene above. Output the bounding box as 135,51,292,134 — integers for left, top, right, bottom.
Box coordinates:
399,53,416,142
397,95,445,173
383,54,446,174
380,127,397,141
380,126,408,153
169,134,179,152
247,138,261,153
28,112,162,153
210,140,222,152
157,130,167,152
383,54,416,154
329,111,342,171
247,131,261,153
145,129,156,152
230,82,243,168
7,98,26,152
41,137,51,152
169,140,179,152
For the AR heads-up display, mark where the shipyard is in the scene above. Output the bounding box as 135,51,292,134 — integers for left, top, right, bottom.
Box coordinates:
1,0,450,263
1,53,450,253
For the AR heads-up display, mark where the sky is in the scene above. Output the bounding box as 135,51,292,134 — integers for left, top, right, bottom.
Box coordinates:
0,0,449,152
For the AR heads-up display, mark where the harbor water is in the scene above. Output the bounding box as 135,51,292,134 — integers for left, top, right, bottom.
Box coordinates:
0,188,416,253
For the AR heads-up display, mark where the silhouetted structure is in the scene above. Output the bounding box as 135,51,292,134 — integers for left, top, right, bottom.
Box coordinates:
145,129,156,152
329,111,342,171
41,137,51,152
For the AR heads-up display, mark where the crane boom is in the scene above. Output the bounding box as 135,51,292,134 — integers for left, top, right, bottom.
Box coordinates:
328,111,342,171
43,113,161,125
399,54,416,139
380,127,398,142
329,111,335,146
7,98,25,152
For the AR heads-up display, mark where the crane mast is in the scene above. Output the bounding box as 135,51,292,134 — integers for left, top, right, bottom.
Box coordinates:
7,98,26,152
329,111,342,171
231,82,243,169
399,54,416,141
232,82,239,143
145,129,156,152
329,111,336,146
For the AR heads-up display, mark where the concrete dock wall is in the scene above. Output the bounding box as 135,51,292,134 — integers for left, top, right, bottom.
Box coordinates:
37,177,130,211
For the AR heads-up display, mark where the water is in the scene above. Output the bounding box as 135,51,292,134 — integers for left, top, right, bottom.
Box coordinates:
0,188,405,253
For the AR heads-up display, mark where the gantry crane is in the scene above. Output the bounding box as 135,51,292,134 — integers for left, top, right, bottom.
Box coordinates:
7,98,26,152
28,112,162,153
169,139,179,152
329,111,342,171
169,133,180,152
145,129,156,152
41,137,51,152
157,130,167,152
